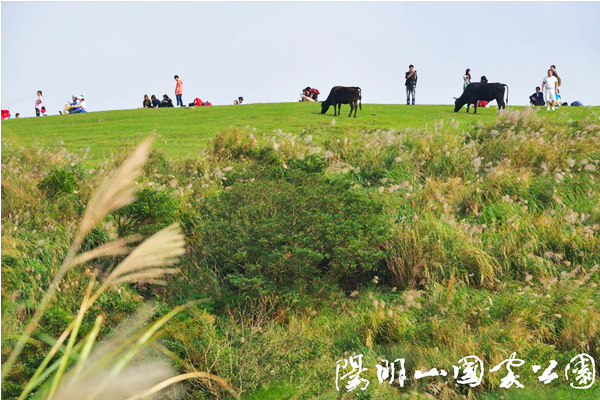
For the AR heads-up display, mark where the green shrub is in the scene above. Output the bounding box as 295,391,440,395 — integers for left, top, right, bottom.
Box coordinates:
38,167,82,197
192,172,390,305
113,188,179,237
286,153,328,173
143,149,172,176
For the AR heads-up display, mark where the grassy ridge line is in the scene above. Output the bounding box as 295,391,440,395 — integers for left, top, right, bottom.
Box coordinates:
2,103,597,164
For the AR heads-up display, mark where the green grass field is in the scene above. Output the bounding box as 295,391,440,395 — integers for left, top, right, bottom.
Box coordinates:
2,103,597,164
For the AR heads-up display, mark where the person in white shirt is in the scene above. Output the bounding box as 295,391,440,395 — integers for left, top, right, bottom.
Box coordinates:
69,95,88,114
463,68,471,90
542,70,558,111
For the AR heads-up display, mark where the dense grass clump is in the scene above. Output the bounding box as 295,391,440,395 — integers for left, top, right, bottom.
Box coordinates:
2,106,599,399
192,169,389,305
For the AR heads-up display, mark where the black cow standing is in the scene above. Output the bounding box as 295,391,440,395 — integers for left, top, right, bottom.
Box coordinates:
454,83,509,114
321,86,362,117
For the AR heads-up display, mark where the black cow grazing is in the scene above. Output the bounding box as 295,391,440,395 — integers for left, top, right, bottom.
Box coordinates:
321,86,362,117
454,83,509,114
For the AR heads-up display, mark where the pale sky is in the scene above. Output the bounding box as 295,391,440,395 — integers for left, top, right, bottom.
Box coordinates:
2,1,599,117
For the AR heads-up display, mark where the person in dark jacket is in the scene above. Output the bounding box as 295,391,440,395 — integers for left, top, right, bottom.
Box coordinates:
143,94,151,108
160,94,174,107
151,95,161,108
530,87,545,106
405,65,417,105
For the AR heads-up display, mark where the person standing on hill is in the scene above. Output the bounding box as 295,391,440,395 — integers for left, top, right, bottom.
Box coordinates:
174,75,184,107
542,69,558,111
550,65,561,87
35,91,47,117
405,65,417,105
463,68,471,90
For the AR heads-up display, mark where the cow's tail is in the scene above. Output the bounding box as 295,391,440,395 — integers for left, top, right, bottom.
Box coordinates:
358,87,362,110
504,84,509,105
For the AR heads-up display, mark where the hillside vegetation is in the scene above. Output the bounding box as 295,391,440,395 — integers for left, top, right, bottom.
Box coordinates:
2,103,597,163
2,105,600,399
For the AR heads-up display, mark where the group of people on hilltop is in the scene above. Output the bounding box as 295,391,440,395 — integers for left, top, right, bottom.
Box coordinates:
143,94,174,108
142,75,183,109
28,91,86,117
59,94,87,115
142,75,217,109
21,67,581,118
530,65,563,110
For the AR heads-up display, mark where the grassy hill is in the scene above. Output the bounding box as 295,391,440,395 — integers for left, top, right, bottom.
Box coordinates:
2,105,599,399
2,103,597,164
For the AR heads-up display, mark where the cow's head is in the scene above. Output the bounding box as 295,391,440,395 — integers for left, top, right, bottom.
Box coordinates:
453,97,465,112
321,101,330,114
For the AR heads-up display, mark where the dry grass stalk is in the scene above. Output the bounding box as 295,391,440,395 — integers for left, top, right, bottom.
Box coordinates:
2,137,154,381
54,361,174,400
47,276,98,400
124,371,241,400
77,137,154,241
72,234,142,266
99,223,185,292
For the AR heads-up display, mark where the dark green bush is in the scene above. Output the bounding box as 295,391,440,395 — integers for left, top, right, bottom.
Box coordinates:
286,154,328,173
38,167,82,197
113,188,179,237
192,173,390,305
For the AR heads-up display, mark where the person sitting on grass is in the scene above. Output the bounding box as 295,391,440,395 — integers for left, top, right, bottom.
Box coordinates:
151,95,160,108
59,95,79,115
143,94,151,108
69,95,87,114
300,87,319,102
160,94,174,107
234,96,244,105
529,87,545,106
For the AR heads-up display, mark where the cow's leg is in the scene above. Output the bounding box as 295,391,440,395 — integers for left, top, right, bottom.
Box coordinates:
497,97,505,110
348,102,354,117
474,102,478,114
354,100,358,117
333,103,337,116
337,103,341,116
466,103,470,113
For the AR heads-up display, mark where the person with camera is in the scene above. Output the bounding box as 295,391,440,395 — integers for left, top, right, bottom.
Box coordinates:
405,65,418,105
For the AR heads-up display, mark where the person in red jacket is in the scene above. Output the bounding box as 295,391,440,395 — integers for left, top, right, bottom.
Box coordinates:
174,75,184,107
300,87,319,102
